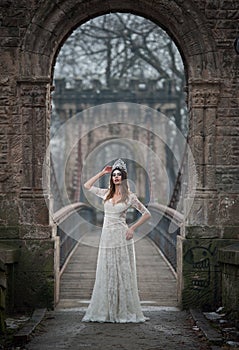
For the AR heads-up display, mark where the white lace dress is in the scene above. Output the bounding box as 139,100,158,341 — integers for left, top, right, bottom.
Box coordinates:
82,186,150,323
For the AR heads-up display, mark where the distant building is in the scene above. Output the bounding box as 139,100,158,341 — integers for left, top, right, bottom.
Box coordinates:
52,78,181,210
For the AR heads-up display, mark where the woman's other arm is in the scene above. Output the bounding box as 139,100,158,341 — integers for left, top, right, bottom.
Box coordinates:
126,194,151,240
126,212,151,240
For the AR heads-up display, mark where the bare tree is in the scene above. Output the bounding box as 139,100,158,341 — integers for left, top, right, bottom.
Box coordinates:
55,13,186,132
56,15,183,83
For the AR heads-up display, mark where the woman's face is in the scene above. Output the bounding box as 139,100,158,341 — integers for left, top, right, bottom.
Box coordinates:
111,170,122,185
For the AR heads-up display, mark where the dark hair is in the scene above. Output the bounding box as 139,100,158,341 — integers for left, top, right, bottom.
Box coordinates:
104,168,129,203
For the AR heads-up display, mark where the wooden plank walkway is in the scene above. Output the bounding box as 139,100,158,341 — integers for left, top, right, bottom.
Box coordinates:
57,230,178,309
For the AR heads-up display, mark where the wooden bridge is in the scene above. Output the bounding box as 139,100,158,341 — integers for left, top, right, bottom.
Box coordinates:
56,229,178,309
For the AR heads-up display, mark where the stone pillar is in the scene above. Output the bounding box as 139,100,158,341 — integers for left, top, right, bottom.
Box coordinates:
180,80,239,310
18,79,55,309
0,76,56,311
186,80,220,229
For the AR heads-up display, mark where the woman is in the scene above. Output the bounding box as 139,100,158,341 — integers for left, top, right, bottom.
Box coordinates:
82,159,151,323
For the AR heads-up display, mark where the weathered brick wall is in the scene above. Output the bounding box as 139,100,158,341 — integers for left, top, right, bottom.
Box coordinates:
0,0,238,311
178,0,239,310
0,2,56,311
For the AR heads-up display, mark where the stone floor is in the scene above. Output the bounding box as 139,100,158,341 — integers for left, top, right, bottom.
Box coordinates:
25,307,211,350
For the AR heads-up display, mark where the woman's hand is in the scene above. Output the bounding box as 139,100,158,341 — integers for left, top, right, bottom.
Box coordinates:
126,227,134,240
102,165,112,175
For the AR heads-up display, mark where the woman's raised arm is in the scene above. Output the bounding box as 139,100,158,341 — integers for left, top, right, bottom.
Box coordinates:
84,166,112,190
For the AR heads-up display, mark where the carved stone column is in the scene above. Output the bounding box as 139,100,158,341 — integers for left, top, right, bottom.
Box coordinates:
180,79,239,309
5,78,55,310
185,80,220,233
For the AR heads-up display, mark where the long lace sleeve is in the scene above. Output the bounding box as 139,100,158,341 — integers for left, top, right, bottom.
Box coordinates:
129,193,150,215
88,186,108,199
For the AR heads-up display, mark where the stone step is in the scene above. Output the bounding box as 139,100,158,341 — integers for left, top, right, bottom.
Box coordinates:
14,309,46,345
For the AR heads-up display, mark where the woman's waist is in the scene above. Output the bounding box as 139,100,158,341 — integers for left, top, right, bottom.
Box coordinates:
103,215,127,225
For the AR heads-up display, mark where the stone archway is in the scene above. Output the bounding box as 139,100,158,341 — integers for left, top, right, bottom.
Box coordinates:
3,0,238,311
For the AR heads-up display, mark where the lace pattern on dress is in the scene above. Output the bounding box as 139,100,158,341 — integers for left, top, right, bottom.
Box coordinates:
82,186,149,323
88,186,108,199
129,193,150,215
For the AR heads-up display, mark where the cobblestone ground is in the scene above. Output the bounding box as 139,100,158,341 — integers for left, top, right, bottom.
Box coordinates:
25,308,211,350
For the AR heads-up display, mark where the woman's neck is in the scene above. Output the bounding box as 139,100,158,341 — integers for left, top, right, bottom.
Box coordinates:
114,185,121,195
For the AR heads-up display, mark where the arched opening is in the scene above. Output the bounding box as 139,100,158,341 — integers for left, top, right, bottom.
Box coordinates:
51,12,187,308
18,0,221,311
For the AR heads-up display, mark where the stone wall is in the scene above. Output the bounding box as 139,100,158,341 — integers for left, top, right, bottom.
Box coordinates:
218,244,239,317
0,0,238,312
0,260,6,333
178,238,239,310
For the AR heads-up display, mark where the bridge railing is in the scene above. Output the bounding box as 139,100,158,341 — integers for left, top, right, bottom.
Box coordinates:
147,203,183,272
53,200,183,274
53,203,96,269
169,140,188,211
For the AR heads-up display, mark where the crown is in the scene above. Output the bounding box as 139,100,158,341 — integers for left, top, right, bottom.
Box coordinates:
112,159,127,173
